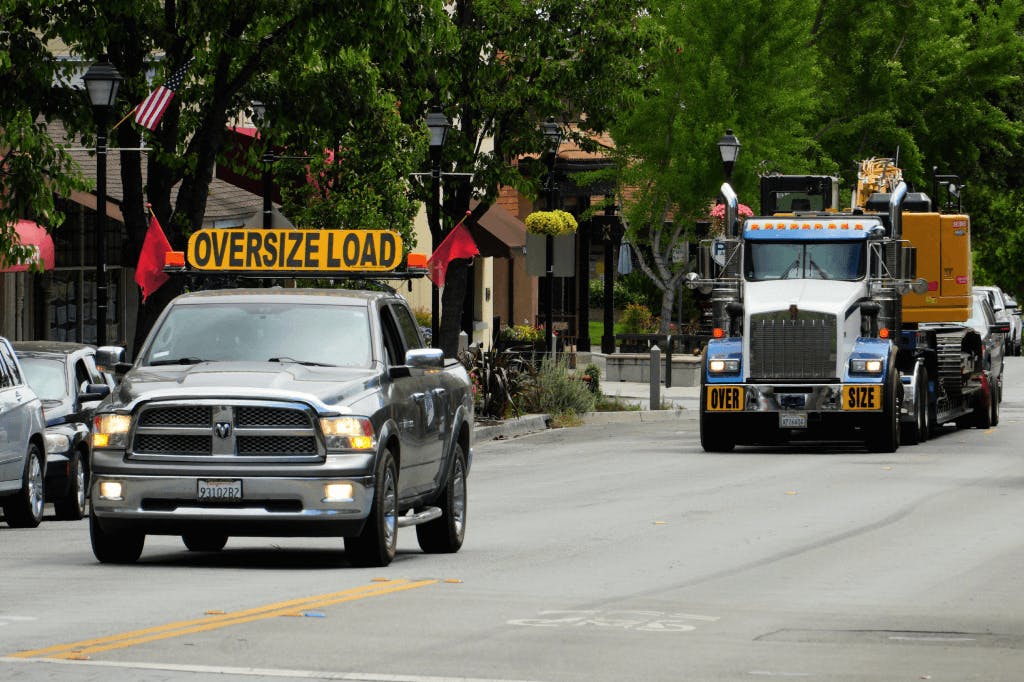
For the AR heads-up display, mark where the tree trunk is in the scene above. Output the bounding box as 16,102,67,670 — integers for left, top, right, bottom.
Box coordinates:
659,288,674,335
439,259,469,358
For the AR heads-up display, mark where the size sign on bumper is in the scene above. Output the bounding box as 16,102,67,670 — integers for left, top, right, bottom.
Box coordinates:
197,479,242,502
705,386,744,411
842,384,883,411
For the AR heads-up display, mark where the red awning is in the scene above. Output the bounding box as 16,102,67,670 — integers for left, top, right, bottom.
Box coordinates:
2,220,56,272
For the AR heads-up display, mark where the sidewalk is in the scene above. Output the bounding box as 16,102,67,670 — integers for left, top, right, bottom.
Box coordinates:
473,378,700,441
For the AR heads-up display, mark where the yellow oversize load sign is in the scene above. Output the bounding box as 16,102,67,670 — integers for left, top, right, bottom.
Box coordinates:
186,229,403,271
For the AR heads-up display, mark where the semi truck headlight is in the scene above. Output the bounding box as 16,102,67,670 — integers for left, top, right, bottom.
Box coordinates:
45,432,71,455
93,414,132,449
709,359,740,374
320,416,375,450
850,358,884,374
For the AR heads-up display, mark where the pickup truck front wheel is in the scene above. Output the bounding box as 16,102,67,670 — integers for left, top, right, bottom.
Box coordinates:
90,508,145,564
346,448,398,567
416,443,467,554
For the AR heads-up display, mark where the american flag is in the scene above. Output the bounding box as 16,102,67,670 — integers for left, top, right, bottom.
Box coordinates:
134,58,194,131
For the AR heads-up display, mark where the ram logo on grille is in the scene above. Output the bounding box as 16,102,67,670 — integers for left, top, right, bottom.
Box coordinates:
214,422,233,439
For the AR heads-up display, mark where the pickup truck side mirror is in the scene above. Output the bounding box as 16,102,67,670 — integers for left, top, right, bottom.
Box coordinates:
390,348,444,379
95,345,126,373
79,382,111,403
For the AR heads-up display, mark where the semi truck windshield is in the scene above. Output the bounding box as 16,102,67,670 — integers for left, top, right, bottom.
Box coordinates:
744,241,865,282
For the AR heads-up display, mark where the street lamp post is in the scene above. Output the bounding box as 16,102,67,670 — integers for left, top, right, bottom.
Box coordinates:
716,129,741,182
82,60,123,347
426,107,450,347
251,100,274,229
540,117,562,355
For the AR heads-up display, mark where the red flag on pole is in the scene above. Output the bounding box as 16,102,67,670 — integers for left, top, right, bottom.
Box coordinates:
135,208,172,302
427,222,479,287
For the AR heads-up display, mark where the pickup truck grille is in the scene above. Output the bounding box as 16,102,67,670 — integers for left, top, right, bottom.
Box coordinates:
749,311,838,380
131,401,321,459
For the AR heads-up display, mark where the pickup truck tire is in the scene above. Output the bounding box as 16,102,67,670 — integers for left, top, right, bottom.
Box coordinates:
54,450,87,521
346,448,398,567
3,444,44,528
183,533,229,552
90,508,145,563
416,443,467,554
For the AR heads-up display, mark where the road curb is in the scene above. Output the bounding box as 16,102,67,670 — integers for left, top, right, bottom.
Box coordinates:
473,406,697,441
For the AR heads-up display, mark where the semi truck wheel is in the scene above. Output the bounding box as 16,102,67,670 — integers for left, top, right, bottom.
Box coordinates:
866,372,900,453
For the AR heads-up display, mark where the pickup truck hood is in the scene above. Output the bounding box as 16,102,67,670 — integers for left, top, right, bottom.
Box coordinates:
111,362,379,412
744,280,866,318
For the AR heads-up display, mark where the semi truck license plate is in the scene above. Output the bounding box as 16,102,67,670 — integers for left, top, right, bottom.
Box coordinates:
705,386,744,411
842,384,883,410
197,479,242,502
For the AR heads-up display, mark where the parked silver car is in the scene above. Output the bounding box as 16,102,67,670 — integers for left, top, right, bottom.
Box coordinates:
1004,294,1021,357
968,290,1010,404
0,337,48,528
975,285,1016,357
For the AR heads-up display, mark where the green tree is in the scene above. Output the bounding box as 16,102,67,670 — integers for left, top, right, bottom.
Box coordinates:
0,4,90,267
420,0,655,356
8,1,446,350
607,0,824,333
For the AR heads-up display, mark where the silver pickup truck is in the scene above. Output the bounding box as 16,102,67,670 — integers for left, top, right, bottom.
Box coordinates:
89,287,473,567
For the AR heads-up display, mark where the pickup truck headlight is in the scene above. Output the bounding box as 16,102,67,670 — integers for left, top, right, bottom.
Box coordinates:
93,414,132,449
708,358,740,374
849,358,884,374
320,416,375,451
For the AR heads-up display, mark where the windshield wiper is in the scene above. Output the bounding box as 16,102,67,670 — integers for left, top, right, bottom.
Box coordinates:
267,357,338,367
148,357,206,366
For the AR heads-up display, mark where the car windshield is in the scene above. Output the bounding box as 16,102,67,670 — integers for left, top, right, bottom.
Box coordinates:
745,241,865,281
18,356,69,400
139,302,372,368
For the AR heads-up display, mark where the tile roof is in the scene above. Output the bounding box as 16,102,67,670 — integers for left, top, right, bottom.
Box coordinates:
47,120,262,226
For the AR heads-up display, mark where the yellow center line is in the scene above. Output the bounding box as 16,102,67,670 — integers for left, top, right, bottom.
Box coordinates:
11,579,436,660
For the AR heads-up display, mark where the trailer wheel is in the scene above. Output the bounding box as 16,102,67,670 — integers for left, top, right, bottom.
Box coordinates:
990,388,999,426
901,370,927,446
866,371,900,453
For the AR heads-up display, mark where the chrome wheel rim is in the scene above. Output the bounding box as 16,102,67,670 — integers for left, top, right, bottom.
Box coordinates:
383,467,397,550
28,454,43,522
74,459,87,514
452,457,466,538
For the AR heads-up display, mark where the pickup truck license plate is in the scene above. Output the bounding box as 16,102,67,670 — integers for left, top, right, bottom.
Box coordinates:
197,479,242,502
842,384,882,411
779,412,808,428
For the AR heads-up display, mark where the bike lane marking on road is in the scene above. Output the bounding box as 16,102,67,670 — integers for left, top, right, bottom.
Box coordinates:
7,578,437,660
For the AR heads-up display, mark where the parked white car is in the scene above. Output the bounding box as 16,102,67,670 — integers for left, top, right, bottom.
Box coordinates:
0,337,49,528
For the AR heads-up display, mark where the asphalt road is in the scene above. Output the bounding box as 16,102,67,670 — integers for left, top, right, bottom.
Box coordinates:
2,358,1023,681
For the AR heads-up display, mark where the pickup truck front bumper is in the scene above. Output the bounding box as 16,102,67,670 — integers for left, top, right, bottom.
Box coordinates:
90,451,376,537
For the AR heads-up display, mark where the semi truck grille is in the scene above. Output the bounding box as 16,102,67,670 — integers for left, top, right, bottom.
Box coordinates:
749,311,838,380
130,401,320,459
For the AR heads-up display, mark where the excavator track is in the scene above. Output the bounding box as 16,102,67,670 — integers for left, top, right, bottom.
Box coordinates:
934,330,975,398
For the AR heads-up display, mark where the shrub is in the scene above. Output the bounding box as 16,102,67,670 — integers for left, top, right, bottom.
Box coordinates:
525,210,578,236
521,356,596,418
620,302,658,334
412,307,431,327
582,363,601,395
499,322,544,343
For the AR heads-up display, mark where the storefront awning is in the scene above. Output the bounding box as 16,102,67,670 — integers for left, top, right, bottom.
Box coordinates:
2,220,56,272
467,200,526,258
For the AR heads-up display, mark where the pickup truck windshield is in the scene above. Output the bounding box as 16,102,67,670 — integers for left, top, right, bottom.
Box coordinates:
744,241,865,282
139,303,372,368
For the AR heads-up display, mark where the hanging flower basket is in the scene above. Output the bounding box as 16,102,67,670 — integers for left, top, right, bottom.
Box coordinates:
525,210,578,236
708,201,754,236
